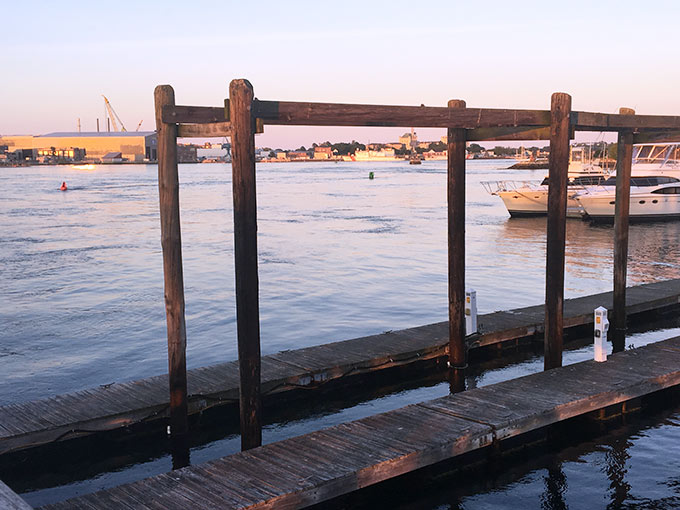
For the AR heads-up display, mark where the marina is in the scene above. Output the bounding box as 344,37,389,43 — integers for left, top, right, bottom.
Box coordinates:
4,86,680,507
36,336,680,510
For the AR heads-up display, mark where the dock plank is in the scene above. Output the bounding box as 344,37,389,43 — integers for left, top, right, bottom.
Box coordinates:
40,336,680,510
0,480,32,510
5,279,680,455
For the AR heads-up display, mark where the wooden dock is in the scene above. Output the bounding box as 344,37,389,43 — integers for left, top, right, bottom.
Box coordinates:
0,480,32,510
38,334,680,509
1,278,679,456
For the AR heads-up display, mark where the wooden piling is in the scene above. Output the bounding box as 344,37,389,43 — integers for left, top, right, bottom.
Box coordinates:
612,108,635,353
153,85,189,438
229,79,262,450
544,92,572,370
447,99,467,391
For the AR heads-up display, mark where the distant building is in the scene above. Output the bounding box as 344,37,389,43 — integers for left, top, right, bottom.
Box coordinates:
0,132,158,162
102,152,124,163
287,151,309,160
399,133,413,147
313,146,332,159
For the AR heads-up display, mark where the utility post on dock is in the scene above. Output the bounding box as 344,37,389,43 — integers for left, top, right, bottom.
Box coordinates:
447,99,467,392
544,92,572,370
154,85,190,447
229,79,263,450
612,108,635,353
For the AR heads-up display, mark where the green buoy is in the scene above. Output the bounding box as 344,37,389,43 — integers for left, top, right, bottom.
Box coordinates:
369,171,374,180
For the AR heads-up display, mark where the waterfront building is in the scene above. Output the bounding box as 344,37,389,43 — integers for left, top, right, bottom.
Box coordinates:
313,146,333,159
0,132,158,162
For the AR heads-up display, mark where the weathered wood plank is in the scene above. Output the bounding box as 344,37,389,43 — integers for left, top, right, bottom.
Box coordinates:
162,105,226,124
177,122,232,138
0,480,32,510
41,336,680,510
6,279,680,457
253,99,551,128
466,126,552,141
572,111,680,131
633,129,680,143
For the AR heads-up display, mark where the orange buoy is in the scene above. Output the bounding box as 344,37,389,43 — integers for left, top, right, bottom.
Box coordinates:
60,182,68,191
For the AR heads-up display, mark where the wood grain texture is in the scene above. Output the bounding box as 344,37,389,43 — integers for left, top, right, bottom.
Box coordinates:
42,336,680,510
545,93,572,370
229,79,262,450
177,122,232,138
4,280,680,456
572,111,680,131
613,108,635,352
162,101,680,132
253,99,551,128
447,100,467,382
0,480,33,509
162,105,226,124
466,126,552,141
154,85,189,437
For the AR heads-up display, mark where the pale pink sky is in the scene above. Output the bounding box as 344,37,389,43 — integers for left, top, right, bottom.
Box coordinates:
3,1,678,149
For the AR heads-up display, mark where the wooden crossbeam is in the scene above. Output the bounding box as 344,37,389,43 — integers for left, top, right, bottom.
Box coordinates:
163,105,226,124
466,126,552,141
633,130,680,144
178,122,232,138
162,102,680,133
572,111,680,131
253,100,551,128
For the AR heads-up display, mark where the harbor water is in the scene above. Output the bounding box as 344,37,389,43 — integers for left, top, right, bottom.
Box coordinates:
3,159,680,507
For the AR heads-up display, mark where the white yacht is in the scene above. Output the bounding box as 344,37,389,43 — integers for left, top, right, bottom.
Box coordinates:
574,143,680,221
483,146,607,218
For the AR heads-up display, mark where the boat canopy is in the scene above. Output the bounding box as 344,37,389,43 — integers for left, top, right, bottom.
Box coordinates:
633,143,680,167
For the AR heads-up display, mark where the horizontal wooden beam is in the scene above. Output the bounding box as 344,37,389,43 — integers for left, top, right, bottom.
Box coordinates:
633,130,680,144
466,126,552,141
177,122,232,138
163,105,226,124
161,101,680,133
253,100,551,128
572,111,680,131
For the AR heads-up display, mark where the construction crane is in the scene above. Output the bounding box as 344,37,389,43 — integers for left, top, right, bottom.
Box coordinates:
102,95,127,132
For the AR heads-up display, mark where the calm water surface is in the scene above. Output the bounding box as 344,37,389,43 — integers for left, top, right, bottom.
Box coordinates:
3,160,680,507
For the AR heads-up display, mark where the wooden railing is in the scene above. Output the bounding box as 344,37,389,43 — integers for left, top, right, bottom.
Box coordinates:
154,79,680,452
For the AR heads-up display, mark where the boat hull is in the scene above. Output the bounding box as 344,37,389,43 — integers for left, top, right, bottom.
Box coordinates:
578,192,680,222
497,190,584,218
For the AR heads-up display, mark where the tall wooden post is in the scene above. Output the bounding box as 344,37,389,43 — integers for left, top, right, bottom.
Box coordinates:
447,99,467,392
612,108,635,353
154,85,189,439
544,92,571,370
229,79,262,450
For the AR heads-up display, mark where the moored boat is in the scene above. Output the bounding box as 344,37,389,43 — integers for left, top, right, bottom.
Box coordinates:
574,143,680,221
482,146,607,217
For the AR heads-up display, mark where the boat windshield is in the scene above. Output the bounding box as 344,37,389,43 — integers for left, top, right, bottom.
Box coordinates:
603,176,680,186
539,175,607,186
633,144,680,166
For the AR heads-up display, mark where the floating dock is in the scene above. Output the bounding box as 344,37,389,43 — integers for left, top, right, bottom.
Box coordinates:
37,334,680,509
1,279,679,456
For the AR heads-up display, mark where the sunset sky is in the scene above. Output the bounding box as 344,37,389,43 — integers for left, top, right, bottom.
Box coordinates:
3,0,679,148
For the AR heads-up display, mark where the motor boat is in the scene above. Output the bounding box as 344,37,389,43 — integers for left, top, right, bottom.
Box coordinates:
574,143,680,221
482,146,607,218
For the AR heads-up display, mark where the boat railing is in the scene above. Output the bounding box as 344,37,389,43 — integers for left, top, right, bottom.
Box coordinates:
480,180,545,195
